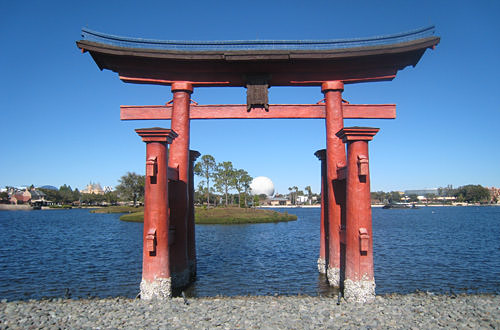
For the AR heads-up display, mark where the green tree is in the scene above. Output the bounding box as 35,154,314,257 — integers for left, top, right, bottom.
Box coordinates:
232,169,252,208
81,193,96,205
0,191,9,203
195,182,207,205
297,189,304,204
425,193,436,204
81,193,106,205
116,172,145,206
39,187,61,204
370,191,387,204
73,188,81,203
59,184,74,204
439,185,455,197
388,191,402,203
104,191,118,205
286,186,299,205
214,161,235,206
454,184,490,203
293,186,299,205
194,154,217,207
242,172,253,208
408,194,419,203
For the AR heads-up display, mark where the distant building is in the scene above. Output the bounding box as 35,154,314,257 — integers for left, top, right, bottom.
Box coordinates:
11,190,31,204
435,196,456,202
404,188,439,196
268,197,290,206
8,187,48,205
297,195,308,204
488,187,500,204
30,190,47,203
82,182,105,195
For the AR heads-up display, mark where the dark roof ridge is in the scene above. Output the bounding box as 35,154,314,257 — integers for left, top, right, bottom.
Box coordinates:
80,26,436,51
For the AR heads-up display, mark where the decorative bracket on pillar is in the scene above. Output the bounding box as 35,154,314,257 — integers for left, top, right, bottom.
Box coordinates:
146,157,158,178
245,75,270,112
359,227,370,254
357,155,369,177
146,229,157,255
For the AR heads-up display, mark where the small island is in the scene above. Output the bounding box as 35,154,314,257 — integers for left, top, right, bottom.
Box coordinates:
93,206,297,224
197,207,297,224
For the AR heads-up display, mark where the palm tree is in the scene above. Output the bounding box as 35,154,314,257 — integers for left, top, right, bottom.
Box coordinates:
305,186,312,205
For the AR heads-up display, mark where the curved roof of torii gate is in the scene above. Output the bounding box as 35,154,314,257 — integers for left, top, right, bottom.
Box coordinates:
76,26,439,87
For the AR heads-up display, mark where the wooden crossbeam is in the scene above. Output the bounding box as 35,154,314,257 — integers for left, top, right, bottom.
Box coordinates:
120,104,396,120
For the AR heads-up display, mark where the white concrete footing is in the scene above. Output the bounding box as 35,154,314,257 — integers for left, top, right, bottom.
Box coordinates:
343,277,375,303
327,267,340,287
140,278,172,300
317,258,327,274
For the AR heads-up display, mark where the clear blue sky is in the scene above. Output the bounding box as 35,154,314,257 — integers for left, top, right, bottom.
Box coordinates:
1,1,499,194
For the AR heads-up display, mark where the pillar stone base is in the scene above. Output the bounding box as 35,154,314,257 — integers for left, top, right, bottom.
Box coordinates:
327,267,340,287
172,268,190,289
343,277,375,303
140,278,172,300
317,258,327,274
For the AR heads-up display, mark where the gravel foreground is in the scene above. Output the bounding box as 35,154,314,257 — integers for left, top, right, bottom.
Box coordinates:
1,293,499,329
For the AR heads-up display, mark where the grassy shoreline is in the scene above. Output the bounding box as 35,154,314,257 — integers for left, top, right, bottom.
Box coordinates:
118,207,297,224
90,206,144,214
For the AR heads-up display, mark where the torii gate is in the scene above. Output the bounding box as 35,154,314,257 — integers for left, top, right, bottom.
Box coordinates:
77,26,439,302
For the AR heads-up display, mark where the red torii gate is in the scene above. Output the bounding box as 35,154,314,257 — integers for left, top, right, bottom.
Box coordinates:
77,26,439,302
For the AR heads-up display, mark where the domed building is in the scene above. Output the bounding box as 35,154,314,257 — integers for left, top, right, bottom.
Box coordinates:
82,182,105,195
250,176,275,197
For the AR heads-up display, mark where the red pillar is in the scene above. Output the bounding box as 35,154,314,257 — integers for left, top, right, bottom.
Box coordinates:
336,127,379,302
315,149,328,274
168,82,193,289
136,128,177,300
188,150,201,281
322,81,346,287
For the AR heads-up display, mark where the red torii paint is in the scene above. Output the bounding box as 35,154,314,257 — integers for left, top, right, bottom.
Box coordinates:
337,127,379,302
136,128,177,299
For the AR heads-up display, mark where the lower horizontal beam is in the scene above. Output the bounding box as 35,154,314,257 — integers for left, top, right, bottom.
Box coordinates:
121,104,395,120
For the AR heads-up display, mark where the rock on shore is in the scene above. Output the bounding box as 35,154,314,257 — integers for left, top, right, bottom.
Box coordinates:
1,293,499,329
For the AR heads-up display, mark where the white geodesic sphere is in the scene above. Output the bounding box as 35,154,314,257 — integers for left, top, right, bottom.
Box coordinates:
250,176,275,197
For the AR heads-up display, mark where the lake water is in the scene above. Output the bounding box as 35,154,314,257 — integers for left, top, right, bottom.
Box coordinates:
0,206,499,300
